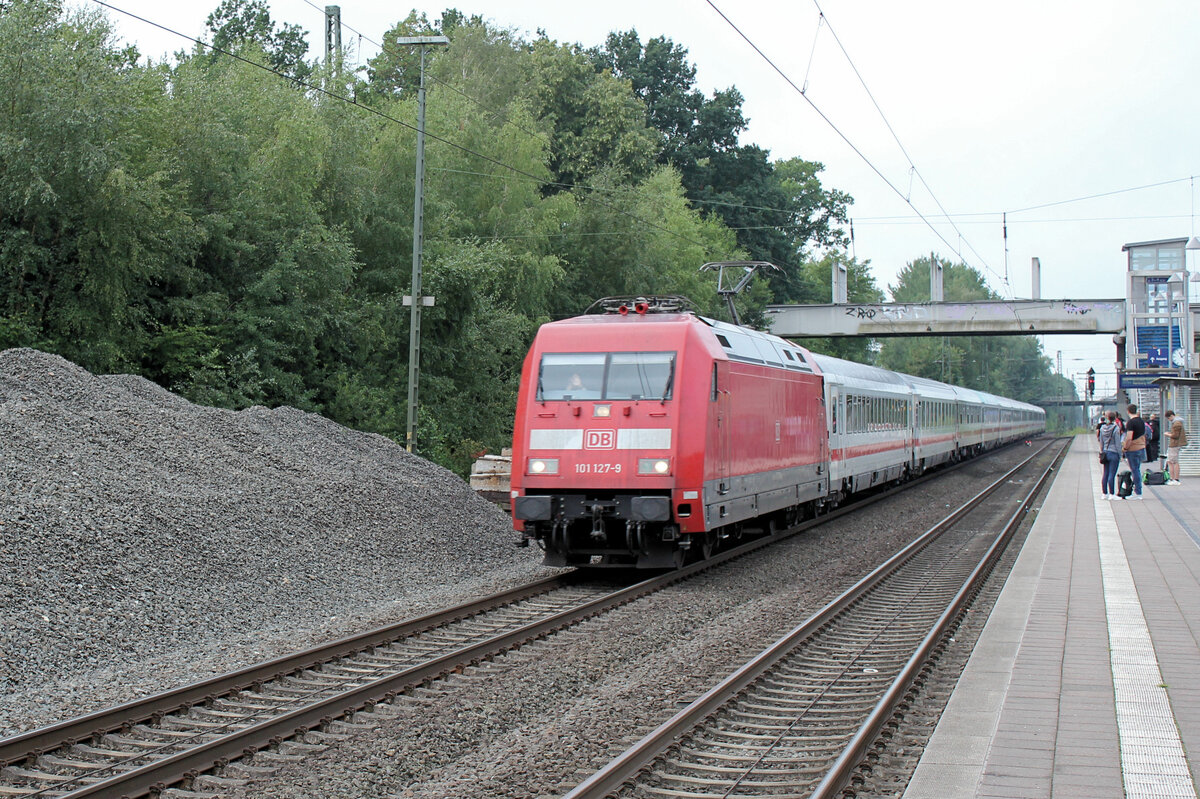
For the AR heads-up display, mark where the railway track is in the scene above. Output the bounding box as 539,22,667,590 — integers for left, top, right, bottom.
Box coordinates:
0,442,1045,799
0,572,651,798
565,437,1067,799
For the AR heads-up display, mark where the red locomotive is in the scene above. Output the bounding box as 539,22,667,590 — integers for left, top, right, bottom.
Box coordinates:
510,297,1044,568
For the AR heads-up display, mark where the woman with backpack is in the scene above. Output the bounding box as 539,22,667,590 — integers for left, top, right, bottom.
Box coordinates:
1098,410,1123,499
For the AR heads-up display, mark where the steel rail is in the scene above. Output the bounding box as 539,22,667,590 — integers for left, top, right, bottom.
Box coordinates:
0,574,575,768
563,438,1065,799
0,524,816,797
809,437,1068,799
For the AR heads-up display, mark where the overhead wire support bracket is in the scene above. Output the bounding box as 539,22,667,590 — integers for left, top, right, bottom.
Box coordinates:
700,261,781,326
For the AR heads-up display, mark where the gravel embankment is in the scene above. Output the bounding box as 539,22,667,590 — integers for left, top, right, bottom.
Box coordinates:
220,448,1037,799
0,348,552,737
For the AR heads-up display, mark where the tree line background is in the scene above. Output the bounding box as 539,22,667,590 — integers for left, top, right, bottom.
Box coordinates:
0,0,1078,474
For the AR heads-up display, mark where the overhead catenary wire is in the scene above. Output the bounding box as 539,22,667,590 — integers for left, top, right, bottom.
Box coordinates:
1006,175,1196,215
702,0,1012,297
808,0,1001,292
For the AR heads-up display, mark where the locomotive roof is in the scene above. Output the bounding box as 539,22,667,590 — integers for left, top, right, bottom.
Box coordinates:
546,312,818,374
700,315,816,374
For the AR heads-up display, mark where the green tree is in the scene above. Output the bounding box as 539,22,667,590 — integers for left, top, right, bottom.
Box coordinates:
205,0,312,83
154,44,357,408
0,0,193,371
530,37,659,191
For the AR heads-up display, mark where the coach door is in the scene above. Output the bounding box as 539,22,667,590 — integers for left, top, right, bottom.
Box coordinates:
828,386,841,481
909,397,918,468
715,361,731,495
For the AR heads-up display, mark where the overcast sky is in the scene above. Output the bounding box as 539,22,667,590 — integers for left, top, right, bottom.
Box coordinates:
92,0,1200,397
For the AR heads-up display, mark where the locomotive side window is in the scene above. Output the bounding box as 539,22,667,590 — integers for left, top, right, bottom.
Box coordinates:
537,352,675,401
711,363,719,401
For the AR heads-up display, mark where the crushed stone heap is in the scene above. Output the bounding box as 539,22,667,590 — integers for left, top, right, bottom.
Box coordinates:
0,348,547,736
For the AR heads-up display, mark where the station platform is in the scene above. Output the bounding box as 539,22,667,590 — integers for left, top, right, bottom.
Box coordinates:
904,434,1200,799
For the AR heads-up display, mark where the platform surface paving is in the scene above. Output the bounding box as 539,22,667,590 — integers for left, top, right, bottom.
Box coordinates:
903,434,1200,799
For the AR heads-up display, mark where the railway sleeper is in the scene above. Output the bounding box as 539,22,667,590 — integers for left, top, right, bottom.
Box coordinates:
35,754,108,772
1,764,76,785
100,732,179,752
186,706,259,722
663,757,821,777
160,789,212,799
648,769,809,788
248,750,306,767
677,745,832,763
213,697,287,713
350,708,395,725
268,741,324,758
130,724,214,741
302,729,350,745
221,761,279,780
69,742,144,760
324,718,376,735
153,716,221,732
192,773,249,790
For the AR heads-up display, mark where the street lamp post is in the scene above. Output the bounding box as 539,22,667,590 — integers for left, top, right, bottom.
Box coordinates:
398,35,450,454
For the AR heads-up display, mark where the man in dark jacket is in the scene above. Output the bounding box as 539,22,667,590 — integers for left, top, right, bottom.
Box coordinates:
1122,404,1147,500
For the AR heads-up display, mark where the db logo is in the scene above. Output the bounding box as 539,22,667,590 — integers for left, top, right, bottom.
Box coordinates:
584,430,615,449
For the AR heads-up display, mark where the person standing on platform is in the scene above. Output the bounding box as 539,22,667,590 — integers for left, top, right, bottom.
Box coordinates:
1122,404,1147,499
1165,409,1188,485
1098,411,1123,499
1147,413,1161,468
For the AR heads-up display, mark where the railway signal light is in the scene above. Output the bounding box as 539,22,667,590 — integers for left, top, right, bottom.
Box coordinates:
1086,367,1095,399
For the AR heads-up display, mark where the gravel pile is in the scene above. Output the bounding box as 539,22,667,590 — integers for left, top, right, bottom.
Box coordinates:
0,348,550,737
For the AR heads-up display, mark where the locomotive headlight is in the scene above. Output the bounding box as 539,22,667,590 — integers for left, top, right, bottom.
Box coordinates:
638,458,671,475
528,458,559,475
593,404,612,418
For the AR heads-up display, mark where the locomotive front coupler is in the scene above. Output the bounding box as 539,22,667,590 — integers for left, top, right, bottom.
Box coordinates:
588,501,616,540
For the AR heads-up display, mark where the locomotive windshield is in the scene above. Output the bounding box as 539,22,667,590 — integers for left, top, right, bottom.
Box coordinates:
538,352,675,401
